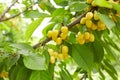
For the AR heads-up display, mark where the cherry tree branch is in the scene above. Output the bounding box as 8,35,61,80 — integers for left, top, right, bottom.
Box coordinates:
0,0,18,20
33,12,87,49
0,2,38,22
33,7,98,49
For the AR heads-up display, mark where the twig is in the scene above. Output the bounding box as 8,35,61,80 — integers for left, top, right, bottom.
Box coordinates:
33,38,51,49
0,0,18,20
33,11,87,49
32,7,98,49
67,12,87,28
0,2,38,22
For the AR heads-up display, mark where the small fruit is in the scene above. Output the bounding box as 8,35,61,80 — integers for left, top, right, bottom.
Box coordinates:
78,39,85,44
89,34,95,42
52,30,59,41
56,37,62,45
94,13,99,20
61,26,68,34
84,32,90,40
86,20,93,28
100,24,106,30
63,53,68,59
91,1,96,6
62,45,69,54
47,30,52,38
58,54,64,60
80,17,86,24
50,56,55,64
60,33,67,40
53,52,58,58
97,21,106,30
77,32,84,39
76,32,85,44
48,49,54,56
91,23,97,30
86,12,93,20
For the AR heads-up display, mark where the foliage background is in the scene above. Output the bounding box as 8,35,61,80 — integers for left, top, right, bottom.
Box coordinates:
0,0,120,80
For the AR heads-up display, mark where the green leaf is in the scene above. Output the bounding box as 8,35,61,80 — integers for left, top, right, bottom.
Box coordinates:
48,64,55,79
103,64,118,80
71,44,94,72
54,0,68,6
92,40,104,63
0,22,10,31
110,3,120,12
60,68,73,80
103,33,120,52
100,41,116,61
67,32,76,44
24,10,50,18
6,54,20,70
98,69,105,80
43,50,50,67
9,63,32,80
10,43,34,51
0,78,4,80
25,17,44,41
10,43,34,55
23,54,47,70
52,8,65,17
15,67,31,80
30,70,52,80
94,0,112,8
104,60,117,76
97,12,116,29
69,2,88,12
42,22,55,36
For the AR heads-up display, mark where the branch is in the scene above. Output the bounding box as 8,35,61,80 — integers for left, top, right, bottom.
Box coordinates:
32,7,98,49
0,0,18,20
33,11,87,49
33,38,51,49
0,2,38,22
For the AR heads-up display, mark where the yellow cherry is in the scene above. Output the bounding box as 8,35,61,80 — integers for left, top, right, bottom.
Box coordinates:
84,32,90,40
58,54,64,60
86,20,93,28
78,39,85,44
94,13,99,20
52,30,59,41
48,49,54,56
86,12,93,20
91,23,97,30
62,45,69,54
50,56,55,64
91,1,96,6
60,33,67,40
63,53,68,59
47,30,52,38
80,17,86,24
56,37,62,45
77,32,84,39
89,34,95,42
100,24,106,30
61,26,68,34
53,52,58,58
